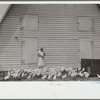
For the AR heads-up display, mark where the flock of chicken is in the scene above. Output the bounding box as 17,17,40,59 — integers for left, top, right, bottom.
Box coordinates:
4,66,90,81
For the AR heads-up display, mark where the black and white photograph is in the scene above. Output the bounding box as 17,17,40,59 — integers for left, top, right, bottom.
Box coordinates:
0,4,100,81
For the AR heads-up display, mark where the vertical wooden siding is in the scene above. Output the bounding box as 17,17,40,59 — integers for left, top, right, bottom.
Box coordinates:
0,4,100,70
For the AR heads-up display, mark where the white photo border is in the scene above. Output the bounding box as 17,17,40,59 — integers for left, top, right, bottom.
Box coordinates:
0,1,100,99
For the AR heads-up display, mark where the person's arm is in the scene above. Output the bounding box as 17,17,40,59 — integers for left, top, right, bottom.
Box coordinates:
38,53,42,57
38,50,41,57
44,52,46,56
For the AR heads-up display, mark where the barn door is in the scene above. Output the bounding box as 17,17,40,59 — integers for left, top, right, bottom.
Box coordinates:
22,38,37,64
79,39,93,61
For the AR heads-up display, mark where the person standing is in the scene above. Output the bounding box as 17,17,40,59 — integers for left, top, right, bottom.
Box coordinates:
38,48,46,68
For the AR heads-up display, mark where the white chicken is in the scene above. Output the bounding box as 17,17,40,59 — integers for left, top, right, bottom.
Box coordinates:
36,71,41,77
4,75,10,80
41,75,47,80
62,74,67,79
21,72,25,78
65,68,70,73
32,73,36,78
70,71,77,78
12,73,18,79
77,65,81,71
84,72,89,78
97,74,100,78
60,66,65,72
81,67,85,72
17,69,23,79
57,72,62,78
4,72,11,80
47,73,53,81
53,75,57,81
68,70,72,76
27,73,33,79
41,72,46,77
78,71,84,77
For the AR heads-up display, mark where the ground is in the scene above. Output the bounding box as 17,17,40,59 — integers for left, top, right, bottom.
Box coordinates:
0,68,100,81
1,76,100,81
26,77,100,81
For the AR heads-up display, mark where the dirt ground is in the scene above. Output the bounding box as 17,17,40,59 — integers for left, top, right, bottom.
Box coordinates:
26,77,100,81
1,76,100,81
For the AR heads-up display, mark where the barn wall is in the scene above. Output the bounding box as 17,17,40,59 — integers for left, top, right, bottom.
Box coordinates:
0,4,100,70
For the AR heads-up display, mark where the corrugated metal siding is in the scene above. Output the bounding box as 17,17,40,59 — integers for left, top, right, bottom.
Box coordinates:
0,4,100,70
93,17,100,59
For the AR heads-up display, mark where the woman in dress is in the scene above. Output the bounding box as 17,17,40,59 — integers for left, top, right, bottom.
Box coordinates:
38,48,45,68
